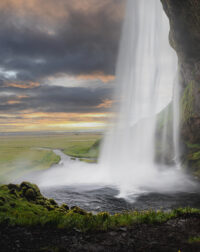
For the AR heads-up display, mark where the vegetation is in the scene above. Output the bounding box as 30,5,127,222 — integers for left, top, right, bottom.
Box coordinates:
0,147,60,184
188,236,200,244
0,133,101,183
0,182,200,232
181,81,195,123
64,136,101,159
186,142,200,177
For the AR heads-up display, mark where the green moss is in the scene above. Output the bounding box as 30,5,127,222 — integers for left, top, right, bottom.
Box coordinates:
181,81,195,123
185,142,200,177
188,236,200,244
188,151,200,161
70,206,88,215
59,204,69,213
24,188,36,201
186,143,200,149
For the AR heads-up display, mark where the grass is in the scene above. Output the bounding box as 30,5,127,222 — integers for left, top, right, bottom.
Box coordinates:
1,182,200,232
0,133,101,183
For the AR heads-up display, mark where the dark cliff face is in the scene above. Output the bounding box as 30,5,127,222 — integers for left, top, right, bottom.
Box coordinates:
161,0,200,175
161,0,200,144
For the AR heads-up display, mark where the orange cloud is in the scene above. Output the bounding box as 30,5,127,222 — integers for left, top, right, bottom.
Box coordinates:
96,99,113,109
77,72,115,83
6,100,21,105
17,95,29,99
5,82,40,89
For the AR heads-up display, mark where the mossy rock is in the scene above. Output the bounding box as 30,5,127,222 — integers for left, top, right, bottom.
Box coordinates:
19,181,42,201
7,184,20,191
24,188,37,201
45,204,56,211
36,199,46,206
49,199,58,206
20,182,41,195
70,206,87,215
9,188,18,197
60,204,69,212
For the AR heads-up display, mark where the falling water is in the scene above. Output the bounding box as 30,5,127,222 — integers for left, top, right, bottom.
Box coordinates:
99,0,188,196
29,0,196,200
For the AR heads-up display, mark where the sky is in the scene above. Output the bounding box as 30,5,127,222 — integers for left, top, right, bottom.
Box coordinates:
0,0,125,132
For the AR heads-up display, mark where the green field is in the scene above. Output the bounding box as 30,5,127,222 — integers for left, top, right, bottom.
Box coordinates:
0,133,101,183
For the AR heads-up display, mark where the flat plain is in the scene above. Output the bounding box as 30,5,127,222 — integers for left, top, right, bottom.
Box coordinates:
0,132,101,183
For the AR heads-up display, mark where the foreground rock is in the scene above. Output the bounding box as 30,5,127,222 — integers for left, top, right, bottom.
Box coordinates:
2,181,70,212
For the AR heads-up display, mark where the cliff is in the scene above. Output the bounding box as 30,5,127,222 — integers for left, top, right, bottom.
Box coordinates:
161,0,200,175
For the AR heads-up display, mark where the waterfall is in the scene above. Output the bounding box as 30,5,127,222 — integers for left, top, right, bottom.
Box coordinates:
99,0,184,196
35,0,196,197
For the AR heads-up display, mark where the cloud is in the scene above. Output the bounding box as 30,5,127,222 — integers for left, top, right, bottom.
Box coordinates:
0,0,124,131
0,82,114,114
77,73,115,83
0,0,125,83
4,82,40,89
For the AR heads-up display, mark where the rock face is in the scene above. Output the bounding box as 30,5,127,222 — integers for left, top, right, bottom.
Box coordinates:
161,0,200,144
161,0,200,175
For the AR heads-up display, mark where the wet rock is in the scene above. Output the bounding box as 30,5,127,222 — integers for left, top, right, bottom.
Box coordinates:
161,0,200,175
161,0,200,143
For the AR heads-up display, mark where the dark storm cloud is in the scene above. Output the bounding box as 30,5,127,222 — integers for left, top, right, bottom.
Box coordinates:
0,84,113,114
0,0,125,83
